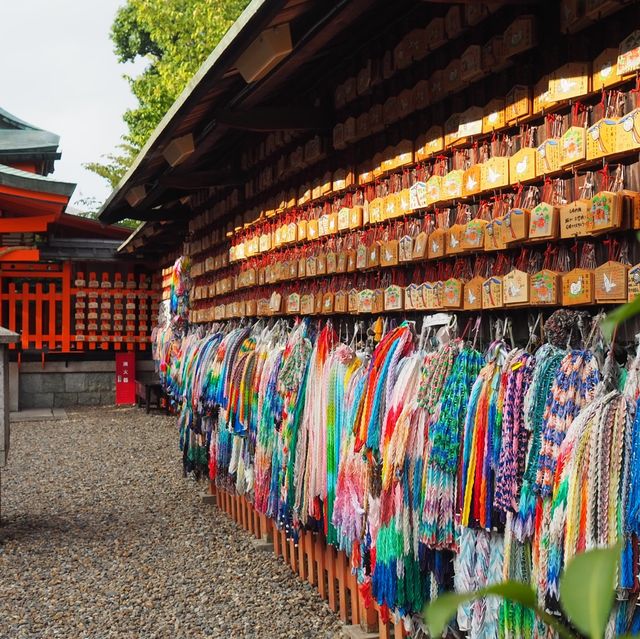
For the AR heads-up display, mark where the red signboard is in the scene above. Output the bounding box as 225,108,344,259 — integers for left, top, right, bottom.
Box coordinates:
115,352,136,405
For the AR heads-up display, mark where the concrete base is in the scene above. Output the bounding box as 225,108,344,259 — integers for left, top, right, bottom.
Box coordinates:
341,625,379,639
10,408,68,422
249,537,274,553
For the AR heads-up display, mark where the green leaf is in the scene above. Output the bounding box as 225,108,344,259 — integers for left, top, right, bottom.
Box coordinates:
424,581,537,637
559,545,619,639
602,296,640,341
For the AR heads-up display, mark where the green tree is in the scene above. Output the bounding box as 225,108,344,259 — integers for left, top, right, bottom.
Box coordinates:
87,0,250,188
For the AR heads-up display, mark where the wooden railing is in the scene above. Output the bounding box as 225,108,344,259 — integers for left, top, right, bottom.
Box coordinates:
209,482,409,639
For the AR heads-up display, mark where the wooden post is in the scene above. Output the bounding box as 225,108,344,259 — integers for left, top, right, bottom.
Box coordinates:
296,531,306,580
314,535,327,599
393,614,406,639
272,521,282,557
337,550,349,622
305,532,316,585
347,563,360,626
359,600,378,634
326,544,338,612
0,327,19,521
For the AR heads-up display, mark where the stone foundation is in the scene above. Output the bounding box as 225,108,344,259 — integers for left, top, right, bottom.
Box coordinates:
12,360,155,410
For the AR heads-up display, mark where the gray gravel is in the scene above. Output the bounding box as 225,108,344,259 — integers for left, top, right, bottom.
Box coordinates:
0,406,343,639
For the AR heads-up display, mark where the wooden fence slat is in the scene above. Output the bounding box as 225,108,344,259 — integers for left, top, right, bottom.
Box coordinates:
48,283,56,350
21,282,30,350
34,283,43,350
61,262,71,351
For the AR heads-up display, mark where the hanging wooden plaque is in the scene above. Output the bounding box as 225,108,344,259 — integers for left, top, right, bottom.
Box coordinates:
369,198,383,224
463,219,488,251
428,228,446,259
463,276,483,310
356,244,368,270
595,261,628,303
315,291,324,314
485,217,506,251
503,269,530,305
306,255,317,278
562,268,594,305
316,253,327,276
530,269,559,305
384,285,404,311
410,181,427,210
337,207,350,231
549,62,590,103
347,249,357,272
586,119,618,160
591,191,622,234
413,283,425,310
334,290,348,313
560,199,592,238
443,170,464,199
463,165,482,197
443,278,463,309
481,156,510,190
536,139,561,175
628,264,640,301
367,241,381,269
483,99,506,133
510,148,537,183
482,276,504,309
372,289,385,314
380,239,399,267
348,288,359,313
506,85,531,123
399,235,414,262
529,202,559,241
298,257,307,278
326,251,337,274
321,292,334,314
502,208,529,244
300,293,314,315
592,48,620,90
413,231,428,259
617,30,640,76
349,205,364,229
287,292,301,314
426,175,443,206
404,284,415,310
446,225,465,255
616,109,640,153
561,126,586,165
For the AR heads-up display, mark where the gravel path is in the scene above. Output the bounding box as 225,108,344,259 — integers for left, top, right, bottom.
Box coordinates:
0,407,343,639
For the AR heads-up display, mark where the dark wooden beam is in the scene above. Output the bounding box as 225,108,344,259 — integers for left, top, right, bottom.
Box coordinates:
214,106,331,132
159,169,243,189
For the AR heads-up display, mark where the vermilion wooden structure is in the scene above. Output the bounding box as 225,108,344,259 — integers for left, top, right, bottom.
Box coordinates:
0,107,156,356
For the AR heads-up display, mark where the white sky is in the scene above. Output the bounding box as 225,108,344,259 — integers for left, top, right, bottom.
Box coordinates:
0,0,146,209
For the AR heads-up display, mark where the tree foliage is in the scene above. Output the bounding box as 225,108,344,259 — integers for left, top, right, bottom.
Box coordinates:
87,0,250,188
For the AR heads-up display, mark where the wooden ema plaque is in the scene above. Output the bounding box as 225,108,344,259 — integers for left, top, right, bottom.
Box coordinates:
481,156,509,191
549,62,590,103
483,99,505,133
334,290,347,313
503,269,530,306
502,208,529,245
506,85,531,124
428,229,446,259
586,119,618,160
462,277,484,311
591,191,622,235
463,165,482,197
485,217,506,251
628,264,640,301
592,48,620,91
446,225,465,255
443,278,463,309
482,276,504,309
560,199,592,238
426,176,442,206
413,231,428,259
348,289,359,313
380,240,399,267
530,269,559,305
372,289,384,314
509,148,537,183
443,170,464,199
399,235,413,263
358,289,374,313
404,284,416,310
529,202,559,241
562,268,594,305
595,261,628,303
536,139,561,175
463,219,488,251
384,285,404,311
287,292,300,314
617,109,640,153
561,127,586,166
410,182,427,210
